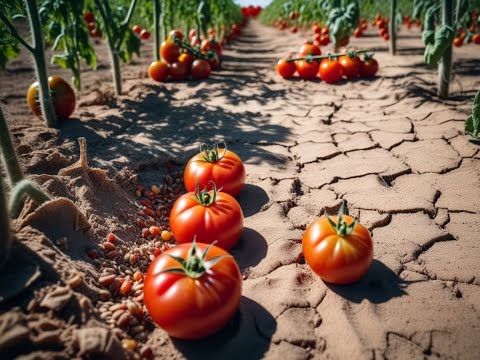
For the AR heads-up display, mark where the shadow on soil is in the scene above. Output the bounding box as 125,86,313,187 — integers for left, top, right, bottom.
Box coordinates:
237,183,269,217
326,260,410,304
230,227,268,272
172,296,276,360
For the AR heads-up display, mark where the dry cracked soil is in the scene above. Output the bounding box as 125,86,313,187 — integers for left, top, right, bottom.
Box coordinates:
1,19,480,360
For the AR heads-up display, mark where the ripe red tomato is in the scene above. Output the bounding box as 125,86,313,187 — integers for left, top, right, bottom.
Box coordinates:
188,29,196,41
207,53,221,71
313,24,321,34
190,35,201,47
302,209,373,284
184,144,246,197
291,26,298,33
27,76,76,120
299,43,321,56
360,22,368,31
83,11,95,24
320,35,330,46
191,59,211,80
144,242,242,339
148,61,169,82
473,33,480,44
200,39,222,57
359,58,379,77
338,55,361,79
90,28,102,38
170,186,243,249
377,19,386,29
140,29,150,40
276,58,296,79
383,33,390,41
321,27,329,35
160,41,180,63
453,37,463,47
169,61,189,81
354,28,363,37
167,29,184,42
87,22,96,31
132,25,142,34
318,58,344,83
295,60,319,80
178,52,195,65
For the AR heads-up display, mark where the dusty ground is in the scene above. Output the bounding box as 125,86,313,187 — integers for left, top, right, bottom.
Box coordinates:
1,19,480,360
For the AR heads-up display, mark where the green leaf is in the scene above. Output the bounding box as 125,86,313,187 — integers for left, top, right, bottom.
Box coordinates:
465,90,480,139
424,25,454,67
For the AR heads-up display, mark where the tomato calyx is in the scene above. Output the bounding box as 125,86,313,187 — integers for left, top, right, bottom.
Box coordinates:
325,203,358,237
199,143,227,162
163,240,224,279
193,180,218,206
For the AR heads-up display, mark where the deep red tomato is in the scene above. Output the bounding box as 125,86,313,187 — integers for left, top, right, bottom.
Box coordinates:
473,33,480,44
167,29,184,42
338,55,361,79
313,24,321,34
359,58,379,77
148,61,169,82
302,207,373,284
453,37,463,47
295,60,319,80
207,53,221,71
90,28,102,38
377,19,386,29
190,36,201,47
160,41,180,63
132,24,142,34
140,29,150,40
200,39,222,57
87,22,96,31
320,35,330,46
144,242,242,339
360,22,368,31
276,58,296,79
27,76,76,120
299,43,321,56
191,59,211,80
321,27,329,35
169,185,243,249
169,61,189,81
178,52,195,65
83,11,95,24
188,29,197,41
383,33,390,41
319,58,344,83
354,28,363,37
291,26,298,33
184,144,246,197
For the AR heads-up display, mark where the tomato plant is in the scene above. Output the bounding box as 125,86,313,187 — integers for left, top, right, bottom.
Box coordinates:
465,89,480,139
319,58,344,83
184,143,246,197
144,241,242,339
27,76,76,120
302,204,373,284
170,182,243,250
148,61,169,82
191,59,211,80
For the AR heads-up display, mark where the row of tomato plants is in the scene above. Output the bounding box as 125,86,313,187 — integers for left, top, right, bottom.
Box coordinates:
0,0,244,128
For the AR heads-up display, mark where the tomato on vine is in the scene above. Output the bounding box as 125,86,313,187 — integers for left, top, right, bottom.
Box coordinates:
276,58,296,79
359,56,379,78
169,61,189,81
160,41,180,64
299,43,321,57
140,29,150,40
144,241,242,339
338,54,361,79
295,60,319,80
302,204,373,284
318,58,343,83
184,143,246,197
169,182,243,250
178,52,195,65
132,25,142,34
191,59,211,80
148,61,169,82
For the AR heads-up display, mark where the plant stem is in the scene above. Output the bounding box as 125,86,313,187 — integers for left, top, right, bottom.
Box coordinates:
114,0,139,50
0,12,34,53
439,0,453,99
286,49,369,63
24,0,59,128
0,107,23,185
109,49,122,96
0,163,12,268
9,179,51,216
154,0,160,61
389,0,397,55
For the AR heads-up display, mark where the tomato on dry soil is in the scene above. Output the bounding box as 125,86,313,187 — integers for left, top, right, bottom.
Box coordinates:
169,182,243,250
184,143,246,197
295,60,319,80
148,61,169,82
302,205,373,284
160,41,180,63
27,75,76,119
169,61,190,81
299,43,321,56
338,55,361,79
276,58,296,79
144,241,242,339
318,58,344,83
190,59,211,80
359,57,379,77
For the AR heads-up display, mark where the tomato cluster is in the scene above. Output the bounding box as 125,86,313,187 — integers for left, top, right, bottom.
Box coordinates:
353,19,368,38
374,15,390,41
241,5,262,17
453,12,480,47
82,11,102,38
132,24,151,41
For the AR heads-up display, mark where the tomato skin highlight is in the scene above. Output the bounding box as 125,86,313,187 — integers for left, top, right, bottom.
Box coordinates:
276,58,296,79
140,29,150,40
190,59,211,80
338,55,361,79
27,76,76,120
318,59,344,84
148,61,169,82
184,149,246,197
169,191,243,250
143,243,242,339
178,52,195,65
302,215,373,284
295,60,319,80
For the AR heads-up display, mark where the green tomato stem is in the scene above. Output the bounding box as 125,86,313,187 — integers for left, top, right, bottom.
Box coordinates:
0,162,12,269
286,49,369,63
0,106,24,185
439,0,453,99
